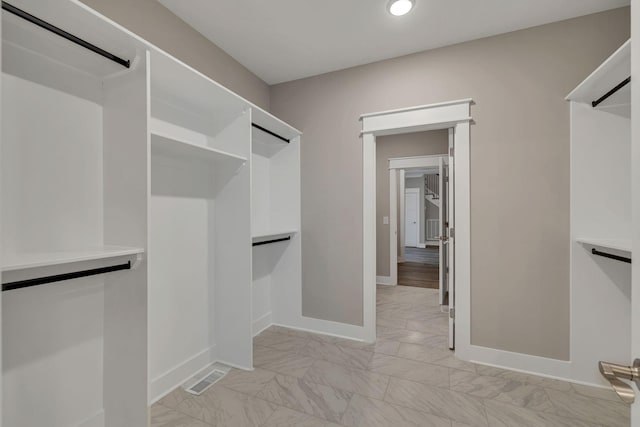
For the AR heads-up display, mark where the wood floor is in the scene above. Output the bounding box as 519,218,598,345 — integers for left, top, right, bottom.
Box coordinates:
398,247,439,289
404,246,439,264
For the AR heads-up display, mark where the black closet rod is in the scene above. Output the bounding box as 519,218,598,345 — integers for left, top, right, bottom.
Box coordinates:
253,237,291,247
252,123,290,144
591,248,631,264
592,76,631,108
2,261,132,292
2,1,131,69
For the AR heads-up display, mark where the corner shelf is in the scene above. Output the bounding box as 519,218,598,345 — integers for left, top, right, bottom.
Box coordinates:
2,246,144,272
575,238,631,254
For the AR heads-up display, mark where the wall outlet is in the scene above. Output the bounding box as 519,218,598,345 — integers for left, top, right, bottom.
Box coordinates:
383,216,389,225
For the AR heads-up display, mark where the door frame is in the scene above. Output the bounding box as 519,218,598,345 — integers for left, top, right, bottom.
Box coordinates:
360,99,472,349
404,187,421,248
388,155,443,286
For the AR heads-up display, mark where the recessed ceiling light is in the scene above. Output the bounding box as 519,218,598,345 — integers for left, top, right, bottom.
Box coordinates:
388,0,415,16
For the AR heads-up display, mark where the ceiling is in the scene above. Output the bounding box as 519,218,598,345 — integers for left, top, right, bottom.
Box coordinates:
158,0,629,85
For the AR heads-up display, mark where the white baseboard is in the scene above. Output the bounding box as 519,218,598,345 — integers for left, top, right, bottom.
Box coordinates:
149,345,217,404
376,275,394,286
457,344,604,388
417,243,427,248
253,312,273,336
275,316,367,343
75,410,104,427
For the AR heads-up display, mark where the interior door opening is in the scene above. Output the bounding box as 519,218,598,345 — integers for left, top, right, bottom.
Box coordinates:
374,128,455,352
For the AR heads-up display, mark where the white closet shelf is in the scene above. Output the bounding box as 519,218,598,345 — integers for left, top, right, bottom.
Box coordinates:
252,230,298,244
2,246,144,272
151,133,247,170
575,238,631,254
566,40,631,118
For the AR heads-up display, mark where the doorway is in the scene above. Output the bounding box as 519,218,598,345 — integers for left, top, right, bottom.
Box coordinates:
394,163,444,292
404,188,420,247
360,99,472,354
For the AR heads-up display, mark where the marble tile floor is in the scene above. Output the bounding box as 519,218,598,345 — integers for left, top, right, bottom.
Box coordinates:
151,285,629,427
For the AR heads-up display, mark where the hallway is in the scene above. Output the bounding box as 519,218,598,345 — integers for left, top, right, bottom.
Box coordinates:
151,285,629,427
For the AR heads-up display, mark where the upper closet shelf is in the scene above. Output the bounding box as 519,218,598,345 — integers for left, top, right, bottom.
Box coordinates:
1,0,142,80
251,112,301,157
576,238,631,254
566,40,631,118
2,246,144,272
151,133,247,173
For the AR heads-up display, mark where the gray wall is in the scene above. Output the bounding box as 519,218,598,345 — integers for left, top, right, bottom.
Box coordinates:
79,0,270,109
270,8,630,360
376,131,448,277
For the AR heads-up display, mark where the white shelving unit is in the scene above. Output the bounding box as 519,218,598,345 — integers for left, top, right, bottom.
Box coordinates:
251,117,302,336
147,47,254,401
566,39,631,386
0,0,303,425
1,1,150,425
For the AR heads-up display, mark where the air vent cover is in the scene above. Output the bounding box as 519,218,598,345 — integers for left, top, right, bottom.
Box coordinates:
183,363,230,396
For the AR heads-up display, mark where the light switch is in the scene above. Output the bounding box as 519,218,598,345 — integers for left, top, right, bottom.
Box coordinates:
383,216,389,225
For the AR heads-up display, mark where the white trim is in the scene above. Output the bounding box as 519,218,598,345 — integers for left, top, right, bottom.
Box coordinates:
389,169,398,286
252,312,273,336
389,155,444,170
417,243,427,249
362,133,377,343
361,99,473,136
376,276,394,285
149,345,217,404
360,99,474,119
452,121,470,356
274,317,368,342
469,345,610,389
362,99,472,356
459,344,602,385
399,170,406,268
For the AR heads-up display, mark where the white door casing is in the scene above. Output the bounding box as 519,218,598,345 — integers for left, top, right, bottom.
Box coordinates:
404,188,420,248
361,99,472,344
388,169,398,286
398,169,406,263
438,157,446,306
630,1,639,420
447,128,456,349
